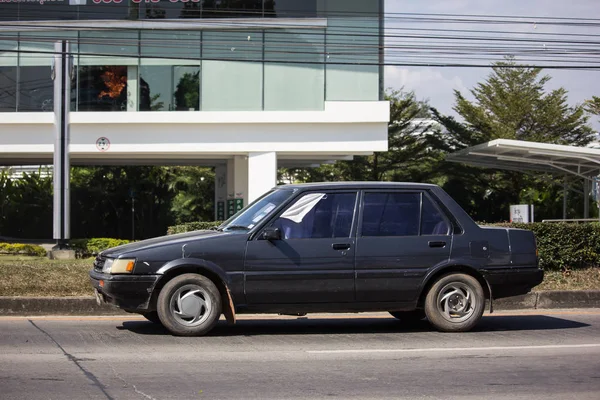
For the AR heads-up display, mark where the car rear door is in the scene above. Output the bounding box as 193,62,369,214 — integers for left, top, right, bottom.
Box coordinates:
355,190,452,303
244,190,358,304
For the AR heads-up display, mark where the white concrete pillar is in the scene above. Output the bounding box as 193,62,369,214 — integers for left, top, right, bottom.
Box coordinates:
127,66,138,112
214,164,227,221
247,152,277,204
226,156,249,218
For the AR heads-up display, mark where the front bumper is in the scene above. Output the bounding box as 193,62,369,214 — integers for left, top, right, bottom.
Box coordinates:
89,270,160,311
483,267,544,299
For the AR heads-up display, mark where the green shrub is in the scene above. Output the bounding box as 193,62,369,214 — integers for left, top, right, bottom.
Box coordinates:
482,222,600,271
69,238,131,257
167,221,222,235
0,243,47,257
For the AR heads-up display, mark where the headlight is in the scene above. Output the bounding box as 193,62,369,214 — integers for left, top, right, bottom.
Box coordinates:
102,258,135,274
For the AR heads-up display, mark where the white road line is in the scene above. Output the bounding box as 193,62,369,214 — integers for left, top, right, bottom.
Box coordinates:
307,343,600,354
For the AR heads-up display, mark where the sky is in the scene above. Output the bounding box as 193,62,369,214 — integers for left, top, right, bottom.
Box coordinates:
383,0,600,131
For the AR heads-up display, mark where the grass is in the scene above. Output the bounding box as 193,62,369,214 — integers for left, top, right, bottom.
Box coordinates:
0,256,599,297
0,256,93,297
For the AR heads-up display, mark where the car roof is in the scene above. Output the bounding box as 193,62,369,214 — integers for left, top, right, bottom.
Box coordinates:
276,182,439,191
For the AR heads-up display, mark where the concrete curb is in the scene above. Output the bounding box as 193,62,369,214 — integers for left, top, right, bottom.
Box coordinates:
1,291,600,316
0,297,128,316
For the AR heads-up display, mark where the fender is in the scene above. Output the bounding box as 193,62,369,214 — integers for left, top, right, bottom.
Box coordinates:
155,258,237,324
418,258,493,312
157,257,232,285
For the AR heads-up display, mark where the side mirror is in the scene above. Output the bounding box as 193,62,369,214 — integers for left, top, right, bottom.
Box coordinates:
261,227,282,241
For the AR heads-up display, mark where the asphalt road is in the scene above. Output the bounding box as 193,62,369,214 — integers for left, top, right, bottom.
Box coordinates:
1,310,600,400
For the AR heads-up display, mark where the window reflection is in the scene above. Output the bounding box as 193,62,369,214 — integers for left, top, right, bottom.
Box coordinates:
0,67,17,112
139,66,199,111
78,66,128,112
18,66,54,112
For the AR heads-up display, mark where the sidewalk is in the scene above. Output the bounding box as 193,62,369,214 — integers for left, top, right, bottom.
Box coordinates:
1,291,600,316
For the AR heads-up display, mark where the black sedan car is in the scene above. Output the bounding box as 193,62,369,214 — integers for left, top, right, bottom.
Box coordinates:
90,182,543,336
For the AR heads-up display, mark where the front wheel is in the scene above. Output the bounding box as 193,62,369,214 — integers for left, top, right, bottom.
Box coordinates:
157,274,222,336
424,273,485,332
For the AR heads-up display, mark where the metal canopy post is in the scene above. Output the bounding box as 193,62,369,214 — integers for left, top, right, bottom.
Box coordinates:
52,40,72,249
563,178,568,220
584,178,590,219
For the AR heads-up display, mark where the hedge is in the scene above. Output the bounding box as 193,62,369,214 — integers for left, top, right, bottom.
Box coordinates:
0,243,47,257
167,221,600,271
167,221,222,235
484,222,600,271
69,238,132,257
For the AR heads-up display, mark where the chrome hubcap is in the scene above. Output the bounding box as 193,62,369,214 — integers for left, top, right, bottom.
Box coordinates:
436,282,476,323
169,285,212,327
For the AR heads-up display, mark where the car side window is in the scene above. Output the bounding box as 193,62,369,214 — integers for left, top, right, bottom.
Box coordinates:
361,193,421,237
421,195,450,235
272,192,357,239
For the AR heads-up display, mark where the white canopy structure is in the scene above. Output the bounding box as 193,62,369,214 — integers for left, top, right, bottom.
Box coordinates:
447,139,600,220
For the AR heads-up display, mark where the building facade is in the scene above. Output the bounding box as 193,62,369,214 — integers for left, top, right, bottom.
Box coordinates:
0,0,389,222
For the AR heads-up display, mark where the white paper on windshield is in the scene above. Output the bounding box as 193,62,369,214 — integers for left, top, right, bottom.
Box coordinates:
280,193,325,223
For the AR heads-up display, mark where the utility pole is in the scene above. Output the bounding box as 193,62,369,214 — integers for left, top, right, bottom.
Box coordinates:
52,40,73,250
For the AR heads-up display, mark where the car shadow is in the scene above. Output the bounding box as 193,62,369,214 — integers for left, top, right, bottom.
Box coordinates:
117,314,590,337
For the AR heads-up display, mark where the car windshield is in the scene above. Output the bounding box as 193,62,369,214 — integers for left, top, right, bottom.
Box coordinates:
219,189,295,232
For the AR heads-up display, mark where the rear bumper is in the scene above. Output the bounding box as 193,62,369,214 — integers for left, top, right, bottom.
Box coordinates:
89,270,160,311
483,267,544,299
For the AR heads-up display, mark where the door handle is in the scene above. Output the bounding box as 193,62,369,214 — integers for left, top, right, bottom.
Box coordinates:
428,241,447,248
332,243,351,251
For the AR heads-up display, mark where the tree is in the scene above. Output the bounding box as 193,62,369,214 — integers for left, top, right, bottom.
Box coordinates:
281,89,445,184
434,57,596,221
174,72,200,111
585,96,600,117
454,57,594,146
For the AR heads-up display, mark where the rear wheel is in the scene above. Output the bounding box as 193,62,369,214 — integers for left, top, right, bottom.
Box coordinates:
424,273,485,332
389,310,426,322
157,274,222,336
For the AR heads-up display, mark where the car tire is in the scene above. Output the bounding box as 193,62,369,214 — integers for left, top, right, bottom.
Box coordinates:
141,311,162,324
389,310,426,322
157,273,222,336
424,273,485,332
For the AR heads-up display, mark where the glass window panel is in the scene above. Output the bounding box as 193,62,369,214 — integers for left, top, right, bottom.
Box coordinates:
77,2,136,21
361,193,421,237
140,2,201,20
273,192,356,239
202,0,263,18
201,60,261,111
18,3,79,21
140,65,200,111
17,32,77,112
0,4,19,22
78,65,129,112
201,30,262,111
0,33,17,112
141,31,201,65
264,29,324,111
140,30,200,111
326,17,379,101
264,0,317,18
79,30,138,66
421,196,450,235
18,65,55,112
173,66,200,110
203,30,263,62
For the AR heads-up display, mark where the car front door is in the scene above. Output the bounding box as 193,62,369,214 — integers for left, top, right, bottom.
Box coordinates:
244,191,358,304
355,190,452,303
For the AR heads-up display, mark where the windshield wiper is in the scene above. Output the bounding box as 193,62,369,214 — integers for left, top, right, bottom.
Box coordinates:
223,225,250,231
